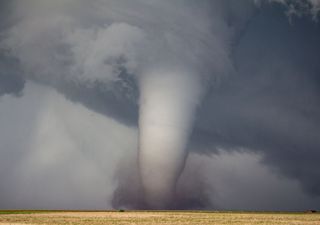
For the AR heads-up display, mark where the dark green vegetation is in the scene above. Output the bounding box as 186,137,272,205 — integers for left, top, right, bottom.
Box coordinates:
0,210,42,214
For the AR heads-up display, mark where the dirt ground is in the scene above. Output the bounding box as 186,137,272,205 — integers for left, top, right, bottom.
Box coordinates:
0,211,320,225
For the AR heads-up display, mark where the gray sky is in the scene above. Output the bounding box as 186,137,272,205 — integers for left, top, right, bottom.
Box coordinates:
1,0,320,210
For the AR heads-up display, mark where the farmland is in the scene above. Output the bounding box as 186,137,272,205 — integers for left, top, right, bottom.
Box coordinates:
0,211,320,225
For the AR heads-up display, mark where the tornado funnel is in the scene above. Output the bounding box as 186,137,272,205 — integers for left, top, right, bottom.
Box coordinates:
138,68,201,208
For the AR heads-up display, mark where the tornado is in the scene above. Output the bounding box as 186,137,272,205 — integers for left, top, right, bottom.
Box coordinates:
2,0,251,209
138,67,202,208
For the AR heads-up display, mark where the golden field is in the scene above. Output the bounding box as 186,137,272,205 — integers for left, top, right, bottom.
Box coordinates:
0,211,320,225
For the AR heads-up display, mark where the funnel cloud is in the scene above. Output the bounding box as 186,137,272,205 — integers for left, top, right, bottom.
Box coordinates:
139,70,202,208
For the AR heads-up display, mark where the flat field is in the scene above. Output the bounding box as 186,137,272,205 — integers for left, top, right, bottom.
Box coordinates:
0,211,319,225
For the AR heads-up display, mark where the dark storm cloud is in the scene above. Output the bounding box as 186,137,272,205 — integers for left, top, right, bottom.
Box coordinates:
1,0,320,210
58,71,139,126
193,3,320,196
0,55,25,96
0,0,137,123
0,1,25,96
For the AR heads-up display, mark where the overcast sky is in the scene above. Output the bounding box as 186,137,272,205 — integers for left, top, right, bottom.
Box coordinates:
1,0,320,210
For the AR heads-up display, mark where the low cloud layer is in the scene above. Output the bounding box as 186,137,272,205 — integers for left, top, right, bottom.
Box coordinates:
1,82,319,210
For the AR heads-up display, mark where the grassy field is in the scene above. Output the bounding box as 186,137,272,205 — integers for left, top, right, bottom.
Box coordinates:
0,210,319,225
